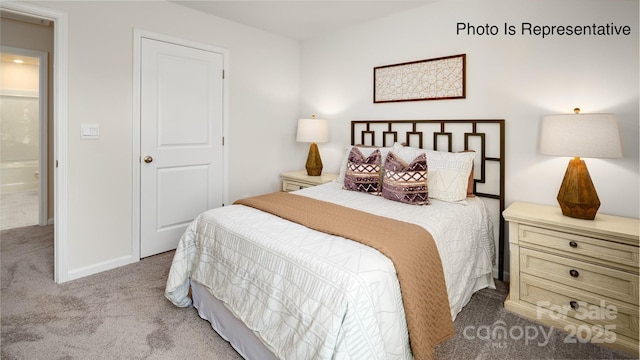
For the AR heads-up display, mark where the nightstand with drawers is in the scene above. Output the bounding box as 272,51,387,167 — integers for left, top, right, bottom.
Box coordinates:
281,170,338,192
503,202,639,356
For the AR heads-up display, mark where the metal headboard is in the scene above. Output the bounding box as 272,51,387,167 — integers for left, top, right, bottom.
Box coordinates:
351,119,506,280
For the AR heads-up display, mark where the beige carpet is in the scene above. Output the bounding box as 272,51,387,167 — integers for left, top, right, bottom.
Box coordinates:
0,225,241,360
0,225,633,359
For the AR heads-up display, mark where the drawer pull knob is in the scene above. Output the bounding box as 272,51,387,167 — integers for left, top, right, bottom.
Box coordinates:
569,241,578,248
569,269,579,278
569,300,580,310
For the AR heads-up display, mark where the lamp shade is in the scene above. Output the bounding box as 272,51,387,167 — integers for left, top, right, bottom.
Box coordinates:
539,113,622,158
296,117,329,143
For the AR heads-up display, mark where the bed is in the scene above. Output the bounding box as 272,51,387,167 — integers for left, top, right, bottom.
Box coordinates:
166,119,506,360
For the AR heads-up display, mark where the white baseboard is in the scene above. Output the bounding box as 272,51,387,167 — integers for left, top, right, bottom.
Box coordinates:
66,255,138,282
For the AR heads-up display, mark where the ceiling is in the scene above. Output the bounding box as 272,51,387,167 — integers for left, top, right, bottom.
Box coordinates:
173,1,434,40
0,53,40,66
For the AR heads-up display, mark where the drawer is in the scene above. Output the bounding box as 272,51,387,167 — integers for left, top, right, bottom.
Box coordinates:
282,181,304,192
520,248,639,305
520,273,639,341
282,179,314,192
519,225,639,273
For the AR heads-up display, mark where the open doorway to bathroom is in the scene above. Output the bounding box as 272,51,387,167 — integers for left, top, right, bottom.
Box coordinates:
0,48,48,230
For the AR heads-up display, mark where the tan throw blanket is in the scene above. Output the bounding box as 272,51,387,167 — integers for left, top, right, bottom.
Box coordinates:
234,192,454,360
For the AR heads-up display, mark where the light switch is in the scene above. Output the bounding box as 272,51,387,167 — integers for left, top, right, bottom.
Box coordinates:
81,124,100,140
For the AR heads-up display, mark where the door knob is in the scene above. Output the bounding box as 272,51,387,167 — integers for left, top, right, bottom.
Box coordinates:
143,156,153,163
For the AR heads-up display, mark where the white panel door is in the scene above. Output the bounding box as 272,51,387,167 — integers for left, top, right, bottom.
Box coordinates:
140,38,224,257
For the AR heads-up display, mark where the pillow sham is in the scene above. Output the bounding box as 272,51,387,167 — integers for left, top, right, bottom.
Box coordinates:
338,145,391,184
381,151,429,205
461,150,476,198
343,147,382,194
391,143,475,202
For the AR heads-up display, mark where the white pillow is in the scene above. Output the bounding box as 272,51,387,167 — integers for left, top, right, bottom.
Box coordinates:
391,143,475,202
338,145,392,184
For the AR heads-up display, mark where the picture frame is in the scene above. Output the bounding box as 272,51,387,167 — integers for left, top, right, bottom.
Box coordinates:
373,54,466,103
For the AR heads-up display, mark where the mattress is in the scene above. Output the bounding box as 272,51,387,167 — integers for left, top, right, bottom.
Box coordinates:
166,181,496,359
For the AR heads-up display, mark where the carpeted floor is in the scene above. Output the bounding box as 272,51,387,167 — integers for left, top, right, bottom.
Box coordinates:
0,225,634,359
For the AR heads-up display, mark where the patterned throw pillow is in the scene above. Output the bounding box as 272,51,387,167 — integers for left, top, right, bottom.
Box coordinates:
391,143,475,202
338,145,391,184
422,150,475,202
382,151,429,205
343,147,382,194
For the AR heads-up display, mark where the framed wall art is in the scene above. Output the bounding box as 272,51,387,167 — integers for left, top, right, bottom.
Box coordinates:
373,54,466,103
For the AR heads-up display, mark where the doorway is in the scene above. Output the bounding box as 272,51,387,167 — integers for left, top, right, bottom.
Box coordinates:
0,2,69,283
0,48,48,230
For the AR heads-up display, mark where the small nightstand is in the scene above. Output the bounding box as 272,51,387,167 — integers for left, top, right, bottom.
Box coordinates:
503,201,639,357
281,170,338,192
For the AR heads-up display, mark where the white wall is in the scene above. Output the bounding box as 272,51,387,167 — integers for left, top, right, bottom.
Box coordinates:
300,0,639,219
30,1,300,276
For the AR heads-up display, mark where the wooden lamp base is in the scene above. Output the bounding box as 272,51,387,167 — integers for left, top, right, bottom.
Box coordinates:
305,142,323,176
557,157,600,220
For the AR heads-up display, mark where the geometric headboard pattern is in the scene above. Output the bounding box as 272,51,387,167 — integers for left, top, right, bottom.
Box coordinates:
351,119,506,280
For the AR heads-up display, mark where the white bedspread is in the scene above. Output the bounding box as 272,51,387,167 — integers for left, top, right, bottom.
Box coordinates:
165,181,495,359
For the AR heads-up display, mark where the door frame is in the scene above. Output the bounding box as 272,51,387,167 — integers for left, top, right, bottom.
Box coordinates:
0,2,69,282
0,46,48,226
132,29,229,261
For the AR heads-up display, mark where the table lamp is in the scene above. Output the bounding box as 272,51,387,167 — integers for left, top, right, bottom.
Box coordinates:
296,115,329,176
539,108,622,220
